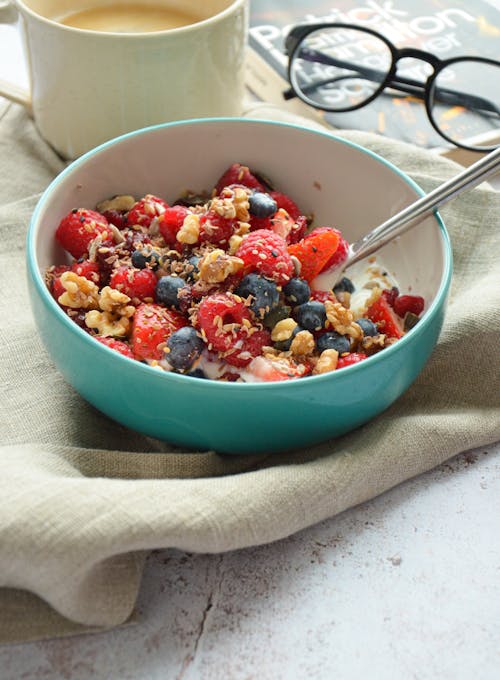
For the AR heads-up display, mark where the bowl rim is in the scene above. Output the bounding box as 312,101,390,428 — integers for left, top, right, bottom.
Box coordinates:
26,117,453,390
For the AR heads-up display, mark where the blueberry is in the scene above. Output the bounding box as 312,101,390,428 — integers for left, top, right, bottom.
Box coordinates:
274,325,304,352
166,326,205,371
356,317,378,337
316,331,350,354
333,276,355,295
235,273,280,318
248,192,278,218
186,367,208,379
185,255,200,282
155,275,186,308
283,278,310,306
131,247,161,270
295,300,327,332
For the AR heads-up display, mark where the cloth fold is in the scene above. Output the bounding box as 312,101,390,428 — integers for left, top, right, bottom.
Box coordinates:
1,101,499,643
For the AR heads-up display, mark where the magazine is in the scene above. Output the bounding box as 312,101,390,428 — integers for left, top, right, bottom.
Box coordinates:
246,0,500,155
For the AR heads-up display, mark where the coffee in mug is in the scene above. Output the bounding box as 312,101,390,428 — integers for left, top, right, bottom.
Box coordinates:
0,0,248,159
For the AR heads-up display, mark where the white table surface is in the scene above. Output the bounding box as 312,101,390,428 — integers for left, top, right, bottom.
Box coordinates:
1,442,498,679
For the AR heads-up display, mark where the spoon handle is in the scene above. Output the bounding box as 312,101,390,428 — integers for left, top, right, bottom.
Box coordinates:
347,146,500,266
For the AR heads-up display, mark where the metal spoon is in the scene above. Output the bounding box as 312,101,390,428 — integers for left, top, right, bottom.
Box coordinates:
312,146,500,291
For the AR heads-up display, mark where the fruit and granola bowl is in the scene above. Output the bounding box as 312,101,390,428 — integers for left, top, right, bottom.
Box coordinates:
26,119,452,453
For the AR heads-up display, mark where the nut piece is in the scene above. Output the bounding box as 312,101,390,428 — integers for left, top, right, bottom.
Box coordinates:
96,194,136,213
177,213,200,245
98,286,135,317
85,310,131,337
198,249,244,283
271,318,297,342
58,271,99,309
325,300,362,340
211,196,237,220
290,329,315,356
313,349,339,374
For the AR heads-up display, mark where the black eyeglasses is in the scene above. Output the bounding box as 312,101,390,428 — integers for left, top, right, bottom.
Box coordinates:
284,23,500,152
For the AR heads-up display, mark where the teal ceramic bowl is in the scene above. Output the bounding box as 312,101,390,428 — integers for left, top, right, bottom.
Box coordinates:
26,118,452,453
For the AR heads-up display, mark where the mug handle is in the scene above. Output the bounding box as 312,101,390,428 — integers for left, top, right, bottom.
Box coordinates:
0,0,32,109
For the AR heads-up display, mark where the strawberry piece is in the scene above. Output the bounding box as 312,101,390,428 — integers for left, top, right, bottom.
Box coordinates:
287,227,340,283
131,303,187,361
158,205,189,246
393,295,425,318
236,229,294,285
321,229,349,271
246,355,311,382
109,266,157,302
55,208,110,259
127,194,169,228
366,296,403,338
215,163,265,194
96,337,134,358
269,191,301,220
225,328,272,368
336,353,368,369
197,293,253,353
71,260,101,285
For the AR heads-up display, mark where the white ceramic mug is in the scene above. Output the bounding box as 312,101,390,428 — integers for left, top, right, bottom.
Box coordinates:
0,0,248,158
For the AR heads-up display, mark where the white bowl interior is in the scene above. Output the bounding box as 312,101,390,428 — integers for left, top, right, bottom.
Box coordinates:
33,119,447,307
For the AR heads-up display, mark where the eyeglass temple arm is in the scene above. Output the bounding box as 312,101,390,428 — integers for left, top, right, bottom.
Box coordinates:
284,47,499,116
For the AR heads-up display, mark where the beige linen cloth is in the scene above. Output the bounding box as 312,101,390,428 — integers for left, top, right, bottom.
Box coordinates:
1,100,499,644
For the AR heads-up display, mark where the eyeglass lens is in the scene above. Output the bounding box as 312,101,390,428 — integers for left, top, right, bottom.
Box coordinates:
289,26,499,150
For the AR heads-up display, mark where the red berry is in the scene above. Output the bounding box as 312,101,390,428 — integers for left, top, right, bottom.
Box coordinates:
321,229,349,271
197,292,253,353
109,266,157,302
199,210,237,247
215,163,265,195
158,205,189,246
366,295,403,338
71,259,101,285
131,303,187,361
225,328,272,368
236,229,294,285
101,209,127,230
310,289,337,305
393,294,425,318
127,194,169,228
247,355,311,381
269,191,301,220
336,353,368,369
287,227,340,283
287,215,308,244
96,336,134,358
55,208,110,259
381,287,399,307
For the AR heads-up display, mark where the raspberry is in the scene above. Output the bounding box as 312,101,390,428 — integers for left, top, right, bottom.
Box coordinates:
321,229,349,271
310,289,337,305
71,260,101,285
336,353,368,369
127,194,169,228
96,337,134,358
366,296,403,338
393,295,425,318
381,286,399,307
225,328,272,368
199,210,237,247
287,227,341,282
158,205,189,246
215,163,265,194
269,191,301,220
55,208,110,259
236,229,294,285
131,303,187,361
197,292,253,353
287,215,308,244
109,266,157,302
